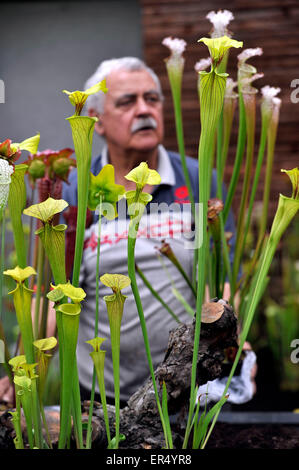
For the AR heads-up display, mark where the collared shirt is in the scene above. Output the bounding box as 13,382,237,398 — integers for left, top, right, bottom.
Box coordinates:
62,146,236,401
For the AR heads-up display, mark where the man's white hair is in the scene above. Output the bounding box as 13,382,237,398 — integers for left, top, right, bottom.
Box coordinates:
84,57,163,114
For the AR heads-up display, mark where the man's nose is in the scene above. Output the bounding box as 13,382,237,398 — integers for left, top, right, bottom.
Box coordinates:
135,97,151,115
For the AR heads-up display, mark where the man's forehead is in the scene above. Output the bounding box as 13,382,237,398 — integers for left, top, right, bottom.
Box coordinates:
105,68,159,96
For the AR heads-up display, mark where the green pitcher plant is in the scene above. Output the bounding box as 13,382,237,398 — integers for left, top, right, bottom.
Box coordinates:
125,162,173,447
86,337,111,447
47,282,86,449
85,164,125,448
183,34,243,449
100,273,131,449
63,80,107,288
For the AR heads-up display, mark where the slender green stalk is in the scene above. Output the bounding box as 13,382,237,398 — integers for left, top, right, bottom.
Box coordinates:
158,242,196,297
241,97,281,294
220,91,237,181
38,258,51,339
86,200,102,449
216,110,224,200
34,239,45,339
168,76,195,214
231,92,256,295
128,234,169,446
10,405,24,449
162,381,173,449
40,405,53,449
30,377,43,448
223,94,246,223
14,377,34,448
106,293,122,448
240,111,269,267
163,39,195,215
136,264,180,323
88,340,111,447
183,124,215,448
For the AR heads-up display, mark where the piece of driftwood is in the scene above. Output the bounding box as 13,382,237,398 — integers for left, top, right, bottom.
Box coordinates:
0,298,238,449
88,298,238,449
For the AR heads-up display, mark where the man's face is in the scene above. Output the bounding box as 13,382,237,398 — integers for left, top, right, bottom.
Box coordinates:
97,68,164,153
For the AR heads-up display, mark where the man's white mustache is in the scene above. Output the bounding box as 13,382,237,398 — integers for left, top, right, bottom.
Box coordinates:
131,117,157,133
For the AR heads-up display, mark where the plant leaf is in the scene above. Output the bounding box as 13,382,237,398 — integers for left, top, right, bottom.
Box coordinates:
23,197,68,223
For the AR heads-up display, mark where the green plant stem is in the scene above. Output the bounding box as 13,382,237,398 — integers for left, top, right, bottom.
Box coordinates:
219,213,233,295
40,395,53,449
223,94,246,223
183,126,215,448
128,221,169,448
171,84,195,215
14,395,24,449
34,238,45,339
220,98,236,181
90,349,111,447
19,387,34,448
231,94,256,295
246,105,280,285
86,200,102,449
136,264,180,323
216,110,224,200
38,258,51,339
240,112,269,272
31,378,43,448
27,186,35,267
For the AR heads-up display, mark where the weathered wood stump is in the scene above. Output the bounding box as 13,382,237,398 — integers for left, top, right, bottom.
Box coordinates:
0,299,238,449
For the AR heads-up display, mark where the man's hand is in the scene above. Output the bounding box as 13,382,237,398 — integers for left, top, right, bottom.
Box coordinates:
0,375,14,403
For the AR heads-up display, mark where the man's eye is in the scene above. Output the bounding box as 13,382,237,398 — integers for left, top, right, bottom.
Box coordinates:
146,95,160,103
118,100,132,107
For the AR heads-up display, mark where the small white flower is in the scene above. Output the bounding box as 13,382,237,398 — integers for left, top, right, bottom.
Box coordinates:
238,47,263,65
225,78,238,99
261,85,281,100
261,86,281,115
240,73,264,94
0,159,14,210
162,37,187,58
206,10,234,38
194,57,212,72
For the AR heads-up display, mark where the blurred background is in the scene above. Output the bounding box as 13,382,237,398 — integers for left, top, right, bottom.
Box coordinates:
1,0,299,409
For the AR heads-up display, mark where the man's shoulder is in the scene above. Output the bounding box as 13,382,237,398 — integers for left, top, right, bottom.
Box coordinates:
167,150,198,172
166,149,199,191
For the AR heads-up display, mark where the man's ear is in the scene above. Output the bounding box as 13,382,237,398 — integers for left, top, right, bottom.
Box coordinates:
88,108,104,136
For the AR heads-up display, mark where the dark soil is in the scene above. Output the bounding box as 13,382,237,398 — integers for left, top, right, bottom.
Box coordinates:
206,423,299,449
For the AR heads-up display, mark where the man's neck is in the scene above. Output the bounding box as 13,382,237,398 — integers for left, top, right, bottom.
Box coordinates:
106,145,159,192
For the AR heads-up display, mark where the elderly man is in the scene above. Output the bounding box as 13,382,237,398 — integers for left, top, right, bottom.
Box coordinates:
62,57,237,407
